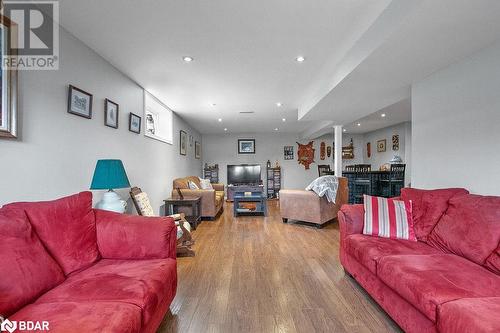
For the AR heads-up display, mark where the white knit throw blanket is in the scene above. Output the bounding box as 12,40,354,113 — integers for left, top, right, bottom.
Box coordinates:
305,175,339,203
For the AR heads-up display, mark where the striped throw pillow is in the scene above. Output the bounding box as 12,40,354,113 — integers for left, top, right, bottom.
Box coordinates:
363,194,416,241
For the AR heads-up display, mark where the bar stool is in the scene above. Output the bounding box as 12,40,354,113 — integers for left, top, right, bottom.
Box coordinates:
318,165,331,177
380,164,406,197
345,165,355,172
354,164,371,204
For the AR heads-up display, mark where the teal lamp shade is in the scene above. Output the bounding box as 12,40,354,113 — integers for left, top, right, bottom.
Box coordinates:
90,159,130,190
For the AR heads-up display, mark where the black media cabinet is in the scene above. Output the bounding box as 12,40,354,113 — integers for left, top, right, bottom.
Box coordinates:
226,184,264,202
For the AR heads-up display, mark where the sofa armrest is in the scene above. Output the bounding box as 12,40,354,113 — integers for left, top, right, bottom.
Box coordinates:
338,204,364,237
95,209,177,260
212,183,224,191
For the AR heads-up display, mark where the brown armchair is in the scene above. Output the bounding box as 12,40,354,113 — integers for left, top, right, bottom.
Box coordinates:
279,177,348,228
172,176,224,218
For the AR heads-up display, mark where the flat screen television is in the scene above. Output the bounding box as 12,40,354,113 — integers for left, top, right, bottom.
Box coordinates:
227,164,261,185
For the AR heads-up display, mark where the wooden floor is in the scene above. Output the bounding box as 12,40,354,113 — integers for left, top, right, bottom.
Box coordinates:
158,201,401,333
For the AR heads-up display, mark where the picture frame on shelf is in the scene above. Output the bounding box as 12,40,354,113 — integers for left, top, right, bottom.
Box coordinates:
238,139,255,154
180,130,187,155
0,15,18,139
67,85,93,119
377,139,387,152
129,113,141,134
195,141,201,159
104,98,119,129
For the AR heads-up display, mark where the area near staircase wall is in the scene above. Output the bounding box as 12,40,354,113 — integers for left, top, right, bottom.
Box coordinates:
0,27,202,211
412,40,500,195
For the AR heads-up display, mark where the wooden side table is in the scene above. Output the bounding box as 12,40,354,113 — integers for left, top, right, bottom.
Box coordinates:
164,197,201,230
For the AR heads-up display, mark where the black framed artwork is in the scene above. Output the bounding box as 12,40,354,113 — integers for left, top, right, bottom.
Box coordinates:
195,141,201,159
104,98,119,128
238,139,255,154
67,85,93,119
180,130,187,155
129,113,141,134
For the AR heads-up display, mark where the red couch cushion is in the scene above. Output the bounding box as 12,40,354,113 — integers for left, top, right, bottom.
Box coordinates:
10,301,141,333
427,194,500,266
484,245,500,275
401,188,468,241
36,258,177,325
344,234,440,274
5,192,100,275
437,297,500,333
377,254,500,322
0,208,65,316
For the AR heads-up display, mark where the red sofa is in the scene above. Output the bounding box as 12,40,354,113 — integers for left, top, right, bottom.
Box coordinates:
0,192,177,333
338,188,500,333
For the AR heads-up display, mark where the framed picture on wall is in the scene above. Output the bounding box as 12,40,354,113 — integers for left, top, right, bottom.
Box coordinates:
67,85,93,119
377,139,387,152
180,130,187,155
195,141,201,159
392,135,400,151
129,113,141,134
0,15,18,138
104,99,119,128
284,146,294,160
238,139,255,154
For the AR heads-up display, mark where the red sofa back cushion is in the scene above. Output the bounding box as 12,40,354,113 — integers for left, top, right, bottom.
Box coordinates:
0,207,65,316
485,245,500,275
5,192,100,275
427,194,500,267
401,188,469,241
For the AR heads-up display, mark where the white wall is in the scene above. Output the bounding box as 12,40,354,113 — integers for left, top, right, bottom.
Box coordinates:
412,40,500,195
362,122,410,185
0,28,202,212
202,132,364,190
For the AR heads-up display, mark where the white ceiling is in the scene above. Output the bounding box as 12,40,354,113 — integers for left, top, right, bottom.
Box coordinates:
344,99,411,134
299,0,500,129
56,0,391,134
55,0,500,135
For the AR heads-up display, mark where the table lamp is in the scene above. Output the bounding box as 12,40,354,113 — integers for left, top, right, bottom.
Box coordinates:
90,159,130,213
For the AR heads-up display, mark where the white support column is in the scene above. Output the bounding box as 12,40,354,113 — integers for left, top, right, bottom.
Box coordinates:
334,125,343,177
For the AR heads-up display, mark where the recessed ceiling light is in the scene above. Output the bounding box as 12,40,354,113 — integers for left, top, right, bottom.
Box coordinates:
276,102,282,107
224,128,227,131
343,128,347,132
274,128,279,131
218,118,222,122
357,123,361,127
381,113,386,118
282,118,286,122
295,56,305,62
182,56,194,62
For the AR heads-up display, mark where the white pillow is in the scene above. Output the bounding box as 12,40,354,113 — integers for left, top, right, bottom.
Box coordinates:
134,192,155,216
199,178,213,190
188,180,199,190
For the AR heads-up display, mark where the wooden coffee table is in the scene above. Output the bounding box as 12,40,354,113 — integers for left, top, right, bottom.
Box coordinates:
164,197,201,229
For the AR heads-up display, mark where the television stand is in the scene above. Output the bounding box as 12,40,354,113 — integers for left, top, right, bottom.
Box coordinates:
227,184,264,202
